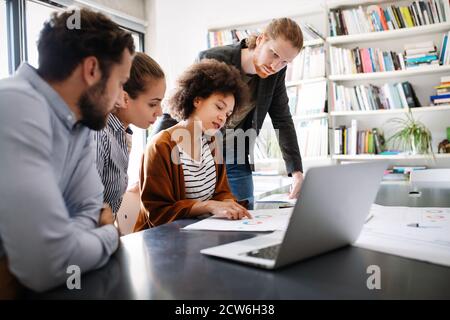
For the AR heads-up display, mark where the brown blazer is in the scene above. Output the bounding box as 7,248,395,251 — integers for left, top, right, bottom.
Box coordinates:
134,128,236,230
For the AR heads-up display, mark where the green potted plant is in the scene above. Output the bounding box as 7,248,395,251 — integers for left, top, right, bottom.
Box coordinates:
386,109,433,155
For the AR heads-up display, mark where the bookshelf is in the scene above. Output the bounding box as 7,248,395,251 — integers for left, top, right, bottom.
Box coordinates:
206,0,450,173
327,0,450,167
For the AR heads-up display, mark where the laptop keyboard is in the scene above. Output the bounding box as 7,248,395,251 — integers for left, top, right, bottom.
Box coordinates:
245,244,281,260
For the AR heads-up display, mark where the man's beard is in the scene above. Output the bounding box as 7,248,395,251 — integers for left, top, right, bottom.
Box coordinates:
252,55,274,79
78,77,111,131
254,63,270,78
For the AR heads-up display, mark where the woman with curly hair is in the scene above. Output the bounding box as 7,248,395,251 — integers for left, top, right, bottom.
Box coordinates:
134,59,251,230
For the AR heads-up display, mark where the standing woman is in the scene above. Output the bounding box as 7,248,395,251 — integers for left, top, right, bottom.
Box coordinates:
134,59,251,230
94,52,166,215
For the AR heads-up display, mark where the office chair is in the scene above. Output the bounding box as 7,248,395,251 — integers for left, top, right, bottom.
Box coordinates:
116,190,141,236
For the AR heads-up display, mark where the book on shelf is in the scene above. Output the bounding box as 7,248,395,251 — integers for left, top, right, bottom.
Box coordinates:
378,151,401,155
382,171,409,182
208,21,325,49
333,123,385,156
392,165,427,173
430,93,450,104
286,46,325,81
331,81,420,112
295,80,327,116
328,0,450,37
207,28,262,48
439,31,450,64
349,119,358,155
328,39,450,74
329,46,405,75
296,118,328,158
431,75,450,104
286,86,298,116
382,166,428,181
300,22,325,41
404,41,440,68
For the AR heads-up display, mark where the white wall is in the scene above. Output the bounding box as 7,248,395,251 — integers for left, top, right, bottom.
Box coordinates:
144,0,326,87
88,0,146,20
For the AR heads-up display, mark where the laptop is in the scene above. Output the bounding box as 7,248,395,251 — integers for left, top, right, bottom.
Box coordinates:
201,161,388,269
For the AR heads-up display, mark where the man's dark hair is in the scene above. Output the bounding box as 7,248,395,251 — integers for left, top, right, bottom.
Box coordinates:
37,7,135,81
169,59,248,121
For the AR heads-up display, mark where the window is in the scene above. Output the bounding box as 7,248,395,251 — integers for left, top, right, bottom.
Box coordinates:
25,0,61,68
5,0,146,188
0,0,8,78
131,31,143,52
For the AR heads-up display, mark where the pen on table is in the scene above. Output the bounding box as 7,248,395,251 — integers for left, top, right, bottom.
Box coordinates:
365,214,374,224
406,223,440,229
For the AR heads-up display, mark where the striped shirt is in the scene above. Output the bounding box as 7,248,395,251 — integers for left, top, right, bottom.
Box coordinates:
179,136,217,201
94,114,133,214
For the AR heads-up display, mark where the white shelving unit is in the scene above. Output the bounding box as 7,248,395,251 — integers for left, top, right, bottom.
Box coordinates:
327,0,450,168
286,76,327,88
304,38,326,47
327,22,450,45
329,64,450,81
293,112,329,121
331,104,450,116
304,155,333,161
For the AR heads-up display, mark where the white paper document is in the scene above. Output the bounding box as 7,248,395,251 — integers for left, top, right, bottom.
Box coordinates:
182,208,293,232
354,204,450,267
256,193,296,205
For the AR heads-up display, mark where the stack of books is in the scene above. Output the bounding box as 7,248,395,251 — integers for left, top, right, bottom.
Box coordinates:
383,166,427,182
430,76,450,105
404,41,439,69
299,22,325,41
439,31,450,65
382,170,409,182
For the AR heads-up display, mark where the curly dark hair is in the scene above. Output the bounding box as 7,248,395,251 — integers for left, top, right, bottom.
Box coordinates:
37,7,135,82
169,59,248,121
